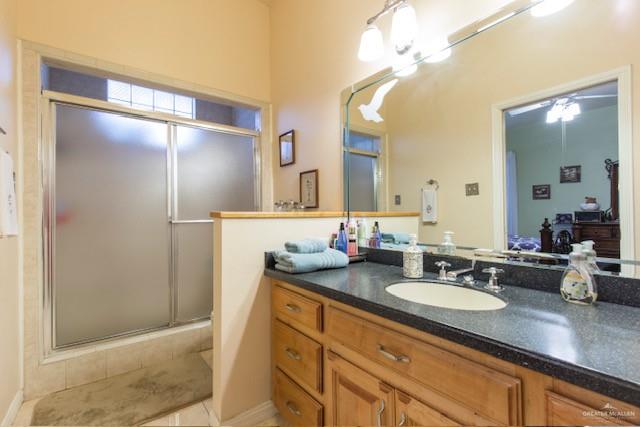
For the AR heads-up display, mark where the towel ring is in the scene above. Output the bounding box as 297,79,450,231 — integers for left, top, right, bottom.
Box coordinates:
426,179,439,190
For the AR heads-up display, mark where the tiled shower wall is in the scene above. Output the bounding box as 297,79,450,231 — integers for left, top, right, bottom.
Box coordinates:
20,44,212,400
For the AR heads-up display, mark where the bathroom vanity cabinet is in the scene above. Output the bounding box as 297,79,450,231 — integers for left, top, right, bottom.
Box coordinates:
270,280,639,426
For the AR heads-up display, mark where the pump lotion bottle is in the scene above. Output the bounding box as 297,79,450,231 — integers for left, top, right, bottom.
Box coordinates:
403,234,423,279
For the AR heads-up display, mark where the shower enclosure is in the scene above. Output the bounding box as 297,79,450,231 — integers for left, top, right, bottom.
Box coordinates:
43,98,259,351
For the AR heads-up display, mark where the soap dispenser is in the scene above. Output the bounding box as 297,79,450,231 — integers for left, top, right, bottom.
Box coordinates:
560,243,597,305
403,234,423,279
438,231,456,256
582,240,601,274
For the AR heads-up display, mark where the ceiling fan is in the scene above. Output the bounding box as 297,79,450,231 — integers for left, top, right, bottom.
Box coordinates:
507,92,617,123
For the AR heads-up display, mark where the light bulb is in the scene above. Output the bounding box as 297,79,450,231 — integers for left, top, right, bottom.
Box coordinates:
546,110,559,124
423,36,452,63
531,0,575,17
358,25,384,62
391,3,418,54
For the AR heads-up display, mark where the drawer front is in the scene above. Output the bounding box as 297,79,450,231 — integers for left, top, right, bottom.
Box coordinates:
396,390,460,427
546,391,628,426
273,285,322,332
274,319,323,393
581,226,620,240
274,368,323,427
328,307,521,425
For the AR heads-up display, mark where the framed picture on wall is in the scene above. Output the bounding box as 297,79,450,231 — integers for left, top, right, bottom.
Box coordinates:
560,165,581,183
532,184,551,200
279,130,295,167
300,169,319,208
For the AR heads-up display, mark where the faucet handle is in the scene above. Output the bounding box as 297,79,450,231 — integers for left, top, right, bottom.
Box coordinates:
482,267,504,292
435,261,451,281
435,261,451,268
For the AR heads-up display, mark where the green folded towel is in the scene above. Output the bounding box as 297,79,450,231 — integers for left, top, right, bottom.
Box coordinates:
284,238,328,254
274,249,349,274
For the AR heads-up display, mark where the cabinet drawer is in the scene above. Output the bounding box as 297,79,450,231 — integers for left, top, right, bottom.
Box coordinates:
274,368,323,427
546,391,629,426
274,319,323,393
327,307,521,425
273,285,322,332
396,390,460,427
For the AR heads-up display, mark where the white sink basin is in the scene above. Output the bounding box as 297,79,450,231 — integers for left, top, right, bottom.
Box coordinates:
386,281,507,311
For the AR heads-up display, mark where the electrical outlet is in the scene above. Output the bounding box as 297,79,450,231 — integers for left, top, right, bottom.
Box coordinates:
394,195,401,205
466,183,480,196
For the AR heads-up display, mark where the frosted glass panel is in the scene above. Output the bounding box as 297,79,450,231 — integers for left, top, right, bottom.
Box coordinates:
175,223,213,321
54,104,170,347
348,153,377,212
176,126,256,220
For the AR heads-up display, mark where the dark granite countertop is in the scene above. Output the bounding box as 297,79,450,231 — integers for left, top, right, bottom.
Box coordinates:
265,261,640,406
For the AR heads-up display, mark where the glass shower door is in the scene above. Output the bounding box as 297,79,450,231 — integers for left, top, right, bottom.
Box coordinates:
54,104,171,347
173,125,256,322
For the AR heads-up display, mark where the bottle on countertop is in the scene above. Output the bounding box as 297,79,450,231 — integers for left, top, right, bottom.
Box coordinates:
438,231,456,256
560,243,597,305
371,221,382,248
336,222,348,254
581,240,601,274
347,219,358,256
403,234,424,279
357,219,368,247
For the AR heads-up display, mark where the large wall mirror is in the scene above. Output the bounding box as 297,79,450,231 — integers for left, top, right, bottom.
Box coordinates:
343,0,639,276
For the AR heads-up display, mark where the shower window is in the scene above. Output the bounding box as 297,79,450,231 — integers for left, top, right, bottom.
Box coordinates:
44,92,260,350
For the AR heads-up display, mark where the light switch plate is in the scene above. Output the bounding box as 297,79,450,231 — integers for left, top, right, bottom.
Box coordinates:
394,195,401,205
466,183,480,196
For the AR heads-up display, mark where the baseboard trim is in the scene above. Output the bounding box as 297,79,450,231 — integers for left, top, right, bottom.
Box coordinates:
1,389,23,427
216,400,277,426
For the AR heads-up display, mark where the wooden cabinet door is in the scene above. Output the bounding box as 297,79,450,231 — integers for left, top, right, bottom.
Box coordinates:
327,350,394,427
395,391,460,426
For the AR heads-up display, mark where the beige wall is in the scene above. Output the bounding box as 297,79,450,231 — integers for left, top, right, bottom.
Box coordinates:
17,0,272,102
0,0,20,422
368,0,640,253
269,0,512,210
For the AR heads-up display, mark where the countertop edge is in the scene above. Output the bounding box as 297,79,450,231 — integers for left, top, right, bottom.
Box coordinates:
209,211,420,219
264,267,640,407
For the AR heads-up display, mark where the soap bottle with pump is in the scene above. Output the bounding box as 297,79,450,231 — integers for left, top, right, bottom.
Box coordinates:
438,231,456,256
403,234,424,279
336,222,348,254
582,240,601,274
347,219,358,256
560,243,597,305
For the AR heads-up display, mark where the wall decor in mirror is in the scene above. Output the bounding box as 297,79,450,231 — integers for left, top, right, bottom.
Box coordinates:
343,0,639,277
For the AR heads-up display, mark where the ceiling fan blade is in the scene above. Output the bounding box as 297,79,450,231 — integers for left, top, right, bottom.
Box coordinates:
508,101,550,116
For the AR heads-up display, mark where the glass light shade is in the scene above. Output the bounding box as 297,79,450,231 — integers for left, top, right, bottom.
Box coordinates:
423,36,452,63
531,0,575,17
358,25,384,62
391,3,418,53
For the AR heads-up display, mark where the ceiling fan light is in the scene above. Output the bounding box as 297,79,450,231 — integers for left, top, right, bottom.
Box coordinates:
358,25,385,62
391,3,418,54
531,0,575,17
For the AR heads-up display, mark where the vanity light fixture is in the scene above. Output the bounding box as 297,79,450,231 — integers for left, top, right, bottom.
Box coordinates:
358,0,418,62
530,0,575,17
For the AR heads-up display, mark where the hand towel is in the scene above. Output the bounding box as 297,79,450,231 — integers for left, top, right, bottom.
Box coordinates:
381,232,411,244
274,248,349,274
0,150,18,237
284,238,328,254
422,187,438,223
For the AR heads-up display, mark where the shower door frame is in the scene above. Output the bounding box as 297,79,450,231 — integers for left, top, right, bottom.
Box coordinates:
41,90,261,355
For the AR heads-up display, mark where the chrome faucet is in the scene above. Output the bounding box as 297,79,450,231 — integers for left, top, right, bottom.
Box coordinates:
446,260,476,281
482,267,505,292
434,261,451,281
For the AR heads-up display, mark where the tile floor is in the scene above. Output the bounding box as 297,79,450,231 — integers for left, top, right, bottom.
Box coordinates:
12,350,243,427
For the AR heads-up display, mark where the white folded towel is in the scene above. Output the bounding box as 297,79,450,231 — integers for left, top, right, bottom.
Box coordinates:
422,187,437,223
0,150,18,237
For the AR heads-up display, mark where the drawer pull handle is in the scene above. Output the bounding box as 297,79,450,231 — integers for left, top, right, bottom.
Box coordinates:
377,344,411,363
376,399,385,427
398,412,407,427
286,401,301,417
284,303,301,313
285,348,302,361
